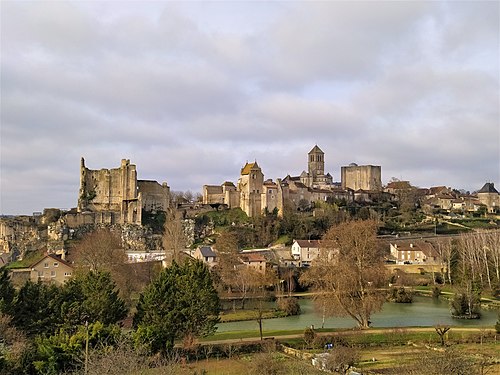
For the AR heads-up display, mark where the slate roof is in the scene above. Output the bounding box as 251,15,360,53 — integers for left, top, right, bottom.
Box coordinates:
478,183,499,194
308,145,324,154
199,246,216,258
294,239,321,248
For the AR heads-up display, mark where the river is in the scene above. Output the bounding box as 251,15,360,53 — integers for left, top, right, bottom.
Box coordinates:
217,296,499,332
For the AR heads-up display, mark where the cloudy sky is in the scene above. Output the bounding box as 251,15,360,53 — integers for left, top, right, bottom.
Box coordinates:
1,1,499,215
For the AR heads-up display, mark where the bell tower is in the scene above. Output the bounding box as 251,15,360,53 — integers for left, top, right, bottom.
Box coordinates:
308,145,324,182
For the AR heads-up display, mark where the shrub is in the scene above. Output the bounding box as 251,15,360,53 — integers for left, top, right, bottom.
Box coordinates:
303,327,317,348
277,298,301,316
388,287,413,303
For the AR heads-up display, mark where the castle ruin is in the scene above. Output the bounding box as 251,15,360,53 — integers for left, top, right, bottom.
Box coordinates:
76,158,170,225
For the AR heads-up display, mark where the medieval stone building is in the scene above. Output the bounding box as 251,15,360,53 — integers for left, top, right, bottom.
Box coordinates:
477,182,500,213
203,146,357,217
341,163,382,191
76,158,170,225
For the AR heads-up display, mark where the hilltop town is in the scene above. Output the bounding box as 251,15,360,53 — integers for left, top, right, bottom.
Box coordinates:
1,145,499,267
1,146,499,374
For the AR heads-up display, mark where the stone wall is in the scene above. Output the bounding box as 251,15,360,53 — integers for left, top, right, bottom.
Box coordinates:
138,180,170,212
341,164,382,191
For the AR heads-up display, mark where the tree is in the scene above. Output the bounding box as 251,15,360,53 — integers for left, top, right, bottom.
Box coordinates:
301,220,387,329
434,324,451,346
323,346,360,375
11,281,63,336
72,229,126,272
133,260,220,354
450,282,481,319
0,267,15,315
60,271,127,330
162,207,188,264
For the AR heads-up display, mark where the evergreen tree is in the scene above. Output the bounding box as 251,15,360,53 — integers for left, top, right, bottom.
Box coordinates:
134,260,220,354
60,271,127,329
11,281,62,336
0,267,15,315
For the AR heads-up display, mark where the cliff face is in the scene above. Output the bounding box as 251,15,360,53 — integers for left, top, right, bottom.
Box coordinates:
1,210,166,263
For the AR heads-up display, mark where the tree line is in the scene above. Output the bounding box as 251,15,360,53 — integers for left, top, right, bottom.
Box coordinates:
0,259,220,374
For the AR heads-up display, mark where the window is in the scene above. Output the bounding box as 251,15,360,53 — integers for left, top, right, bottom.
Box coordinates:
44,262,49,268
51,271,56,277
53,262,59,267
38,271,44,277
64,272,72,277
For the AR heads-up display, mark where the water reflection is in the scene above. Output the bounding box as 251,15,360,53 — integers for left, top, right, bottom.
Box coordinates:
217,296,498,332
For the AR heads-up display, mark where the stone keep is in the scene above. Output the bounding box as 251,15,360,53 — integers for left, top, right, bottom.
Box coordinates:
77,158,170,225
341,164,382,191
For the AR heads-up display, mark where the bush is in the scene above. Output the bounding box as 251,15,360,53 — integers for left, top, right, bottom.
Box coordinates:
277,298,300,316
388,287,413,303
303,327,316,348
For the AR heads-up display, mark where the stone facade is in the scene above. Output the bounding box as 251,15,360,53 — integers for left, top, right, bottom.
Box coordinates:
477,182,500,213
77,158,170,225
341,163,382,191
203,146,354,217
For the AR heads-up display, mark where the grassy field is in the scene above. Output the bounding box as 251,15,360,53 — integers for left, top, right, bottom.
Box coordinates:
150,341,500,375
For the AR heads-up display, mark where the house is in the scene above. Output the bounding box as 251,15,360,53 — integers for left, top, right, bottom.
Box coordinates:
193,246,217,266
240,252,269,274
291,239,321,266
29,253,74,285
390,241,440,264
477,182,500,213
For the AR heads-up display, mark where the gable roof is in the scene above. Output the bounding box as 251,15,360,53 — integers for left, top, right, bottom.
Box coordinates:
29,254,73,269
478,182,499,194
391,241,438,258
294,239,321,248
308,145,324,154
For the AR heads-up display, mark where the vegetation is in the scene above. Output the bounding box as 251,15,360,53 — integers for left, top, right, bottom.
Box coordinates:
388,287,414,303
301,220,387,329
134,260,220,354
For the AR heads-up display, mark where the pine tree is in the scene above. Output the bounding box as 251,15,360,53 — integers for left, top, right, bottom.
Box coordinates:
134,260,220,354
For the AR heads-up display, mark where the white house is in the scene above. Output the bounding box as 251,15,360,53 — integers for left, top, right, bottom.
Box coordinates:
390,240,440,264
291,239,321,266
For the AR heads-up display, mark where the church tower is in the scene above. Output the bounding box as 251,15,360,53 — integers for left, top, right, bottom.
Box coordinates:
308,145,324,182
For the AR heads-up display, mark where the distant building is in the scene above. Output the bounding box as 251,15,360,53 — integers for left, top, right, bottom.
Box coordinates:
477,182,500,213
193,246,217,266
291,239,321,266
203,146,357,217
341,163,382,192
390,241,440,264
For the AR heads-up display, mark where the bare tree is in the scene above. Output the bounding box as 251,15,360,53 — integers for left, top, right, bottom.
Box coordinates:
72,229,126,272
301,220,387,329
434,324,451,346
162,207,188,263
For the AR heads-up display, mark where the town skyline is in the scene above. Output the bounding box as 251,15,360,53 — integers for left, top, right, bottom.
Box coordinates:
1,1,498,215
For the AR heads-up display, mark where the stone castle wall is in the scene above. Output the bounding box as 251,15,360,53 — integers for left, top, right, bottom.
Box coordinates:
341,164,382,191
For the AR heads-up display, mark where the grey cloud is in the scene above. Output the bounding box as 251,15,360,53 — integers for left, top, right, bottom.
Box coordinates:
1,1,498,214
